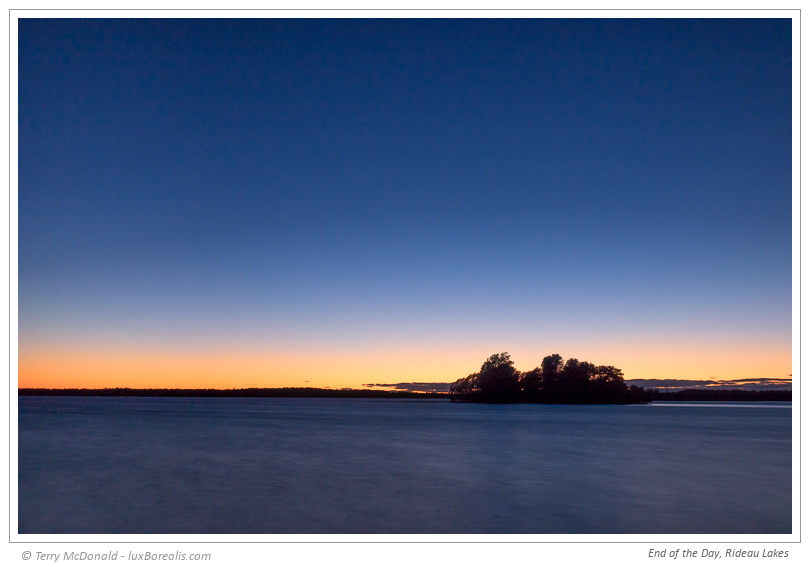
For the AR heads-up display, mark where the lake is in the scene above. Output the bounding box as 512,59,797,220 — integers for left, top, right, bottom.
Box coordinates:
17,397,791,534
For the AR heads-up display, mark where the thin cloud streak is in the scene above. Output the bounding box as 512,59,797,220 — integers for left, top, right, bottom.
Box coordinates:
364,382,454,393
626,378,792,391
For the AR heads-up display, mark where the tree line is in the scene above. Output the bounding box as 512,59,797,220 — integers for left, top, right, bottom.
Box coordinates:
449,352,651,404
649,389,790,402
17,387,447,399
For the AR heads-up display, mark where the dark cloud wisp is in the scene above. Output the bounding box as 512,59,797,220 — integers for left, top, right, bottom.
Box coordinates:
364,382,454,393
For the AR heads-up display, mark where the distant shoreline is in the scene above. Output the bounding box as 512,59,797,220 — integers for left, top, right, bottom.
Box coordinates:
648,388,791,402
17,387,791,402
17,387,449,399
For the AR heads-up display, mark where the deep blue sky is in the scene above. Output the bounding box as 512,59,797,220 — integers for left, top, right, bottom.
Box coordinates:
18,19,792,386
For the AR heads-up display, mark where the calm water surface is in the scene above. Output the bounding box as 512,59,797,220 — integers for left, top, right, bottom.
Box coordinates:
18,397,791,533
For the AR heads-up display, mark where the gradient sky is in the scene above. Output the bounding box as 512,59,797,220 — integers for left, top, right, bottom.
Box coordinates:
18,18,792,389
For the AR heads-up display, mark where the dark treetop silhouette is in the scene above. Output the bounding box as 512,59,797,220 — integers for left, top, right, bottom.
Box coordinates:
450,352,652,404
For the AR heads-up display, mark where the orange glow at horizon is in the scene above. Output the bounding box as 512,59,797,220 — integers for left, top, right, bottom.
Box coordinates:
18,346,477,390
18,341,792,390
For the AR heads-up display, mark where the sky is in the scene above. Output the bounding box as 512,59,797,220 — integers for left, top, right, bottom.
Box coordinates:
18,18,792,389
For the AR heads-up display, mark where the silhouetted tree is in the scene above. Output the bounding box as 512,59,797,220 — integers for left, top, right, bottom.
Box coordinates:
592,365,623,384
477,352,521,401
521,367,542,396
449,372,480,401
558,358,594,401
540,354,563,400
587,365,627,402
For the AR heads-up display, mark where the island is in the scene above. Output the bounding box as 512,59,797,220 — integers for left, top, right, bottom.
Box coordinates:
450,352,652,404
